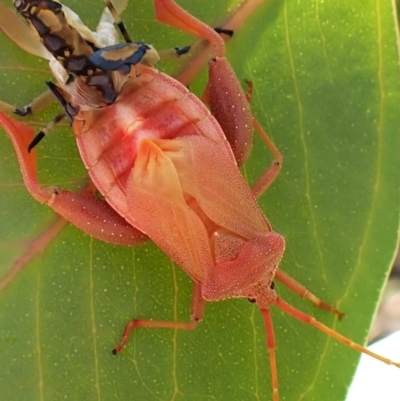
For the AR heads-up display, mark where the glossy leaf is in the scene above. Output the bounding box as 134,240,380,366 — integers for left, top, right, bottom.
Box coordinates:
0,1,399,400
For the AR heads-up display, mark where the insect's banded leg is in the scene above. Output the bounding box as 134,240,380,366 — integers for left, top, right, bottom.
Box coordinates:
0,112,148,247
113,282,205,354
275,270,344,319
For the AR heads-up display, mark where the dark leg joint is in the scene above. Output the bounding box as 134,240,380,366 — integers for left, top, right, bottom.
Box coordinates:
214,27,234,37
174,45,191,56
14,106,32,117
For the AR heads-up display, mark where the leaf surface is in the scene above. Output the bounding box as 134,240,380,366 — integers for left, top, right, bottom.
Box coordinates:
0,1,399,400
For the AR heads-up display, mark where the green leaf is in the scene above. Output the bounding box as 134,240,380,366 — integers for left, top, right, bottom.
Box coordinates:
0,1,399,400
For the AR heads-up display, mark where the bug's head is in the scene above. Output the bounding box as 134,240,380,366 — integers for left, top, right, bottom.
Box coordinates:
14,0,62,20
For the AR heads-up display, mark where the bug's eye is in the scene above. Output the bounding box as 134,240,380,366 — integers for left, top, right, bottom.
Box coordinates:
14,0,25,10
248,298,256,304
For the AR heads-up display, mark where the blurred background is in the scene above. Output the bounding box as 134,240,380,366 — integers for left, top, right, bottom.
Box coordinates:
369,249,400,343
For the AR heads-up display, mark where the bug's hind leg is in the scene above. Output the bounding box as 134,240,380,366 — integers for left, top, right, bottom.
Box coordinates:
112,282,205,354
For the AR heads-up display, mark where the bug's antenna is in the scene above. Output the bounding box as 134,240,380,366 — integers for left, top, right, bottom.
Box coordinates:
104,0,132,43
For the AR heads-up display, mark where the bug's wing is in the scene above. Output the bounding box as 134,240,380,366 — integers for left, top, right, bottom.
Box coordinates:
0,2,52,60
125,135,271,281
126,138,212,282
170,135,270,238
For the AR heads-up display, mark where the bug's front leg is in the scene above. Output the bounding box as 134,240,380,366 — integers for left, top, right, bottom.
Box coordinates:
0,112,148,247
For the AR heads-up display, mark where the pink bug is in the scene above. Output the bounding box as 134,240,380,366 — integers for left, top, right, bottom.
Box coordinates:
0,1,399,400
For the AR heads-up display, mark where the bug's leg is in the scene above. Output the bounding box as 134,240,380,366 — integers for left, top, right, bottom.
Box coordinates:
275,297,400,368
227,78,282,198
0,101,15,115
238,80,340,317
0,112,148,246
15,89,55,117
113,282,205,354
0,89,54,117
274,270,344,319
244,82,339,318
249,117,342,319
250,118,283,199
249,122,342,319
260,307,279,401
157,45,191,60
1,89,66,151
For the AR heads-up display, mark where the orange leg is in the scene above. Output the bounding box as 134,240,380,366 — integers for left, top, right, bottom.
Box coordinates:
275,270,344,319
251,118,283,199
274,297,400,368
239,79,283,198
113,282,205,354
260,308,279,401
259,294,400,401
